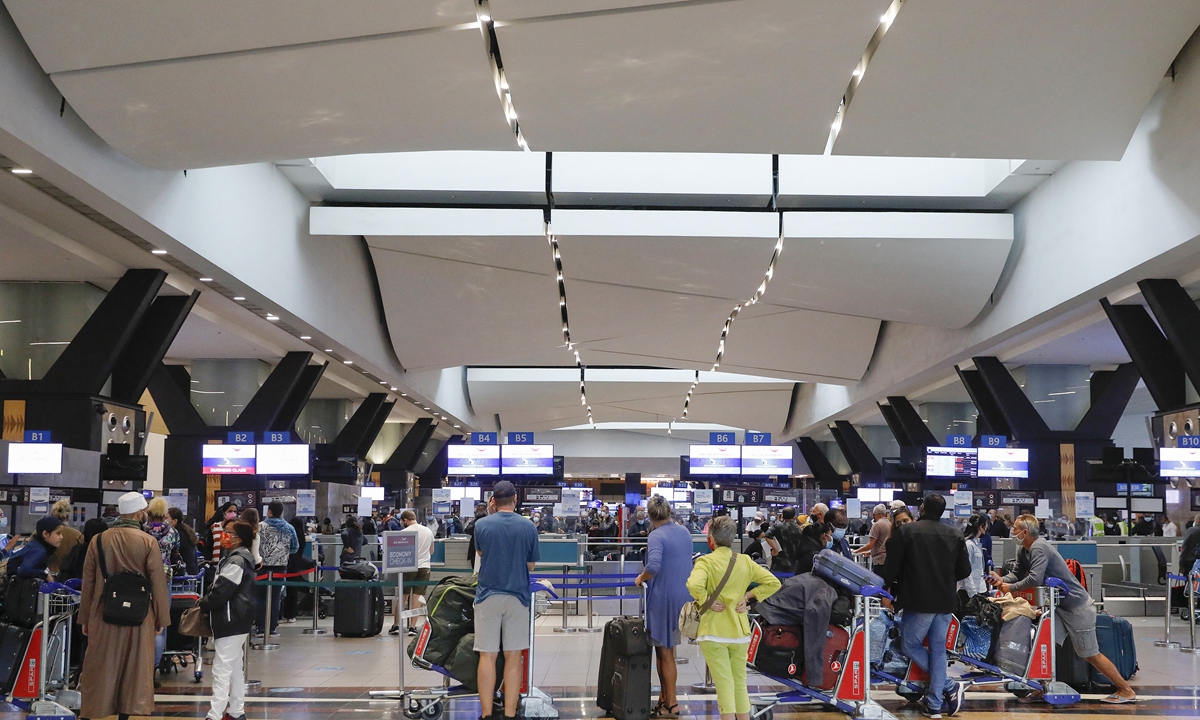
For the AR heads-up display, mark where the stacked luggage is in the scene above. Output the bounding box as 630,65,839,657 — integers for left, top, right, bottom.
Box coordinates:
334,561,385,637
407,576,512,692
597,616,652,720
1055,612,1137,692
0,573,41,693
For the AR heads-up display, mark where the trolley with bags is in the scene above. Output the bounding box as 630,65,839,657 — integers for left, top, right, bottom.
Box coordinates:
9,580,83,719
161,570,205,682
401,578,558,720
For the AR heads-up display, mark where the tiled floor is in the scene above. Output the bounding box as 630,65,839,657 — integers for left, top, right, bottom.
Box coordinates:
4,615,1200,719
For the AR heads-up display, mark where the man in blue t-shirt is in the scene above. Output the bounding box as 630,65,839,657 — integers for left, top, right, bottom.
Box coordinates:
473,481,540,720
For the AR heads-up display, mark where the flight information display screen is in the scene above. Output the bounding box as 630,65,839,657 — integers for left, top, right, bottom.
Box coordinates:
447,445,500,476
501,445,555,475
1159,447,1200,478
978,447,1029,479
689,445,741,475
925,446,978,478
202,445,256,475
741,445,793,476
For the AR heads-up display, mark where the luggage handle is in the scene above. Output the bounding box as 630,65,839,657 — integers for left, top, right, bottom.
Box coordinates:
861,584,893,601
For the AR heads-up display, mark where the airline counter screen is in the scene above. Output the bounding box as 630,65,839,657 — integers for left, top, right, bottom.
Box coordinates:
447,445,500,476
1160,447,1200,478
741,445,793,476
925,447,978,478
501,445,555,475
689,445,741,475
978,447,1029,479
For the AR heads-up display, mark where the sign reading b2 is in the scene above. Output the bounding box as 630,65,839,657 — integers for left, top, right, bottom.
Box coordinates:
227,431,254,445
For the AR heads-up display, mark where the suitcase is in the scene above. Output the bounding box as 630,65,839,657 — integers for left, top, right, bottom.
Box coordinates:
1,577,42,628
165,597,199,652
333,585,385,637
0,622,31,694
1090,613,1136,686
611,654,652,720
1055,637,1092,692
598,616,650,714
749,623,803,679
802,624,850,691
994,616,1033,677
812,550,885,596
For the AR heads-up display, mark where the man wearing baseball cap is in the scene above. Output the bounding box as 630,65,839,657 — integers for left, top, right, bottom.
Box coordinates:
473,481,540,720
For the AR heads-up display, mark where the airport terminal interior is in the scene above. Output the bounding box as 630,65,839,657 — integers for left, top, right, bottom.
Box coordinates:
5,1,1200,719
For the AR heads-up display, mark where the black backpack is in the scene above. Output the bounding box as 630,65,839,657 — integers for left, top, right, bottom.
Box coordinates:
96,534,152,626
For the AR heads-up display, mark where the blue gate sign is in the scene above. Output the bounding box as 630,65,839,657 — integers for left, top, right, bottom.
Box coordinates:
710,431,736,445
1180,436,1200,448
745,432,772,446
262,431,291,444
227,431,254,445
23,430,51,443
508,432,534,445
945,434,972,447
472,432,498,445
980,435,1007,448
382,531,418,574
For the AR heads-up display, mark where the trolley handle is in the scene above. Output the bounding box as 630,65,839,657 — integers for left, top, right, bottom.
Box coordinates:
1044,577,1068,592
39,581,80,596
530,580,559,599
861,584,894,601
64,577,82,591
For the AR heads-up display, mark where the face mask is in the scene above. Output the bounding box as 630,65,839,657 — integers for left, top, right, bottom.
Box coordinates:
221,533,233,550
225,511,237,521
833,527,846,541
0,516,7,530
824,539,834,549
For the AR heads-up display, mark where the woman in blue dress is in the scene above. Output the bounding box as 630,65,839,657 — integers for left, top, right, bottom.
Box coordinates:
635,495,694,719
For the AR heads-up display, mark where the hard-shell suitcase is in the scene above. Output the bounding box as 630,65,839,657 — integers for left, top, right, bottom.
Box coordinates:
1,577,41,628
802,624,850,691
1090,612,1136,686
994,615,1033,677
610,654,652,720
0,622,31,693
1055,637,1092,692
334,585,385,637
812,550,885,596
597,616,649,712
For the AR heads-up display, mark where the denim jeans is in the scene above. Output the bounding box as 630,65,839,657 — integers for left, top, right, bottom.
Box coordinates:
900,612,955,711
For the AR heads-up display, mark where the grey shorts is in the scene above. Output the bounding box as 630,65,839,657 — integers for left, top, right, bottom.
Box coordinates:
1058,598,1100,658
473,594,530,653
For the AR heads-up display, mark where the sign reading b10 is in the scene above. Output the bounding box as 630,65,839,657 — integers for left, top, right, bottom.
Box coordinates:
1180,436,1200,448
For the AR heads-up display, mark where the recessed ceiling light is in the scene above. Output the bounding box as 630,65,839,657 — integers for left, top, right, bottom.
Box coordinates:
390,387,397,391
199,277,213,282
325,348,333,352
400,393,407,397
343,360,353,365
453,425,461,429
299,335,311,340
151,249,167,255
11,169,32,175
266,315,279,321
233,296,246,301
379,381,387,385
423,407,431,411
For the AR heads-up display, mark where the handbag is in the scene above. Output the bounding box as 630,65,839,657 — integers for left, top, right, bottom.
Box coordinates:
679,553,738,640
178,605,212,637
97,534,152,627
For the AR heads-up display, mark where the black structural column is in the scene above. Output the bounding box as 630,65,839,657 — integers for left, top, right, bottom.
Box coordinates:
42,268,167,394
971,357,1051,442
332,393,389,457
230,352,314,431
955,367,1011,439
355,401,396,458
1101,297,1186,410
832,420,882,475
385,418,437,471
111,291,200,405
885,396,939,448
146,363,207,435
271,362,328,434
877,403,911,447
796,437,842,484
1074,363,1141,440
1138,279,1200,395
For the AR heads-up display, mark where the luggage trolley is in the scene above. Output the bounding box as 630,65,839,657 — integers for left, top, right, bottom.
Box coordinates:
749,585,899,720
948,577,1080,706
397,582,559,720
17,581,82,720
162,571,205,682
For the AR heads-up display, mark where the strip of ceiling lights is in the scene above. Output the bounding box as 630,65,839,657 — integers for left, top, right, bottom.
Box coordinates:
826,0,905,155
476,0,529,151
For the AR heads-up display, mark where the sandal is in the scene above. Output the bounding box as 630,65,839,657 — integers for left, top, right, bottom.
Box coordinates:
652,703,680,719
1101,694,1136,704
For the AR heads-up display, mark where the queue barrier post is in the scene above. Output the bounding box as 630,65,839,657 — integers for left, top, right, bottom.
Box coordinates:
243,635,261,690
253,571,280,651
1181,572,1200,655
582,563,602,633
1157,573,1183,648
553,564,578,633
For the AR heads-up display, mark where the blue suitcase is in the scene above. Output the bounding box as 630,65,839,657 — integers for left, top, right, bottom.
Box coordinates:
812,549,885,595
1089,612,1136,686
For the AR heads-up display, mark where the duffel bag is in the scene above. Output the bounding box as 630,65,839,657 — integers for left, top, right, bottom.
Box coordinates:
408,577,477,667
959,616,993,661
443,633,505,692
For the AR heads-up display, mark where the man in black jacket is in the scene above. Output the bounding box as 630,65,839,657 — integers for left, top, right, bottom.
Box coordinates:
1180,516,1200,575
199,520,256,720
884,494,970,719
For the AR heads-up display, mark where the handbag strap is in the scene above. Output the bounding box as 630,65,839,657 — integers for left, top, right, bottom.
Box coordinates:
699,553,739,615
96,533,109,580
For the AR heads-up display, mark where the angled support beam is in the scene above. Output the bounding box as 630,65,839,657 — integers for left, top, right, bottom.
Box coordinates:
955,367,1010,438
1138,279,1200,395
419,435,463,482
43,268,167,394
385,418,437,471
1101,297,1186,410
796,437,841,484
833,420,882,475
355,401,396,458
332,393,388,457
111,291,200,405
147,363,207,435
885,396,939,448
1075,363,1141,440
231,352,313,431
971,357,1051,442
271,362,327,434
877,403,911,447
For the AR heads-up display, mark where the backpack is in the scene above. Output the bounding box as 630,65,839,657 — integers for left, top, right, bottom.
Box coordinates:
96,534,152,627
1065,558,1088,591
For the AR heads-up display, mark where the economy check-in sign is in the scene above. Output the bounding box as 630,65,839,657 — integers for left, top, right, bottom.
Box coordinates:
381,531,418,574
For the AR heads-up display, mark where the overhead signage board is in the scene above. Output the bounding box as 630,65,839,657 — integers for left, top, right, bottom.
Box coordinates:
978,447,1029,479
202,444,255,475
945,434,972,448
1160,446,1200,477
522,486,562,504
447,445,500,476
501,445,554,475
227,431,255,445
7,443,63,474
741,445,793,476
926,447,978,479
255,444,309,474
507,432,534,445
262,431,291,444
709,432,736,445
471,432,498,445
745,432,772,446
689,445,741,475
980,435,1007,448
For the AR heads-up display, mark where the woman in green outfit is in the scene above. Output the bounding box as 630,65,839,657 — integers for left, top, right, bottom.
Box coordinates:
686,515,782,720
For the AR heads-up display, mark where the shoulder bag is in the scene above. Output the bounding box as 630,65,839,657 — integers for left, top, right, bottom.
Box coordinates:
97,533,152,626
179,604,212,637
679,553,738,640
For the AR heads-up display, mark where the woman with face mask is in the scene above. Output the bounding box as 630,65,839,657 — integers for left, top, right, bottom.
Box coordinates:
958,515,989,596
791,522,832,575
204,503,240,566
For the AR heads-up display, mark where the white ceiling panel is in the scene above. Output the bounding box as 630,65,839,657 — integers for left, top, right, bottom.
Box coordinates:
558,234,778,301
366,235,551,276
490,1,684,22
164,312,281,361
553,209,777,238
314,207,544,237
50,27,516,169
368,245,562,371
314,152,546,192
495,0,890,152
718,303,880,382
834,0,1200,160
0,211,120,282
4,0,479,73
773,212,1013,327
552,153,772,196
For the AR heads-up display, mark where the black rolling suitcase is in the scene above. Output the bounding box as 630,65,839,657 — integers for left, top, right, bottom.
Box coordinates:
334,585,385,637
597,616,651,720
0,622,31,693
1,577,42,628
